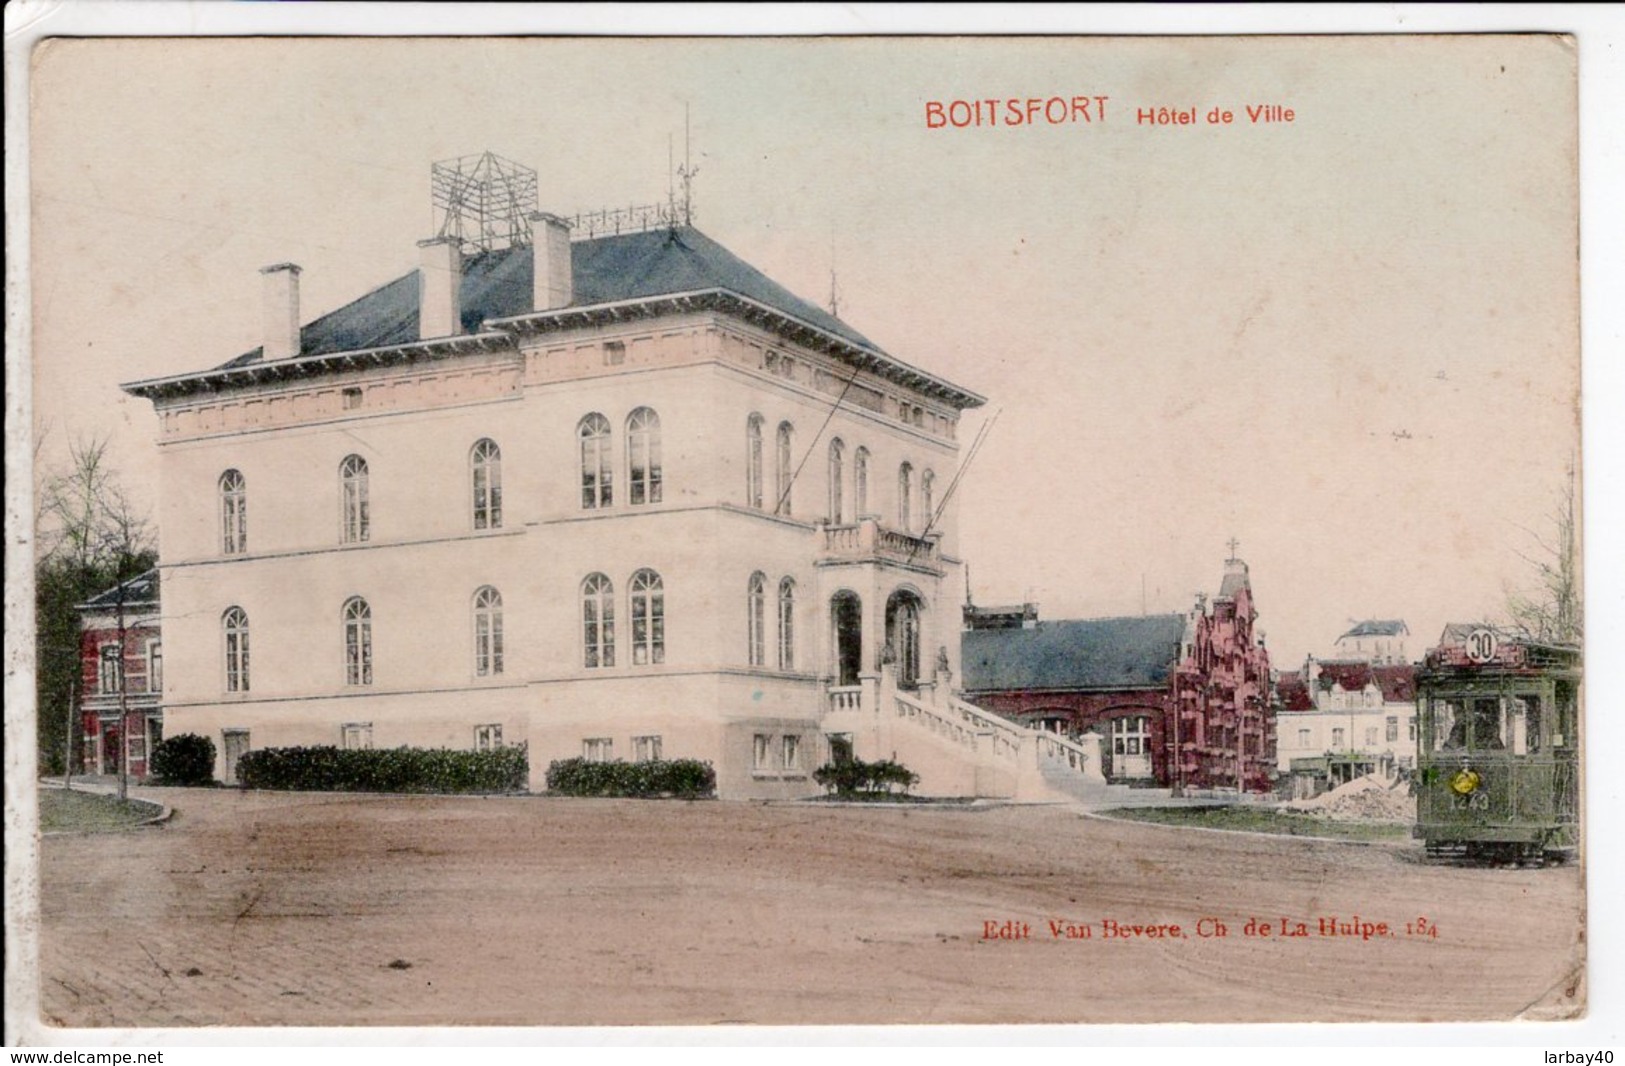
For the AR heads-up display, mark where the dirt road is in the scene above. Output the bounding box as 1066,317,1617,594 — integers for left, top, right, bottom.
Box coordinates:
36,789,1584,1027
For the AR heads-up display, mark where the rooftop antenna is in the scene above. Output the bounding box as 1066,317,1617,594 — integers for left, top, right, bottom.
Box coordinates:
431,151,538,255
828,226,841,318
674,103,698,226
964,563,973,608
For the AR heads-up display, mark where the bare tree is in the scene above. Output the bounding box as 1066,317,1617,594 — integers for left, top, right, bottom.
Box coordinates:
36,438,155,799
1505,464,1581,646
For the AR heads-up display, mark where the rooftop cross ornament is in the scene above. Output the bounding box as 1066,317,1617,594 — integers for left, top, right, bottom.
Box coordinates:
1226,537,1241,561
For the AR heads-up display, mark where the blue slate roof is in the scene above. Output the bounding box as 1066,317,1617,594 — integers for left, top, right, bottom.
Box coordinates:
1340,619,1408,639
77,569,160,612
222,226,876,368
961,614,1186,693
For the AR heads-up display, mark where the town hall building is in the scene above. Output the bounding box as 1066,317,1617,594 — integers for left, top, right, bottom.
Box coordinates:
123,153,1099,800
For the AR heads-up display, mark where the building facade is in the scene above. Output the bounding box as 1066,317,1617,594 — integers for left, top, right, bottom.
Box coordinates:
961,555,1277,792
961,610,1184,785
124,161,1030,799
1332,619,1410,665
1168,556,1277,793
75,570,163,778
1274,620,1418,795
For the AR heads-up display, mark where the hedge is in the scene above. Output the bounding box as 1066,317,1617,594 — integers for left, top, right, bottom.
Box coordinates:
812,757,919,796
235,743,528,794
545,757,716,798
148,733,217,786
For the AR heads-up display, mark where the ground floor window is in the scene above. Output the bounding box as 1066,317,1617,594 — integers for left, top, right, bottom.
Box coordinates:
1111,716,1149,756
781,734,802,772
752,733,771,771
584,737,613,762
474,723,503,751
342,722,373,750
633,735,663,761
827,733,854,765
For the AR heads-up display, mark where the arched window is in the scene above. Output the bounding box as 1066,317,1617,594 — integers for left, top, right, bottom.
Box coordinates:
746,414,764,509
630,569,665,666
920,469,936,532
775,421,794,516
222,607,249,693
340,454,369,543
581,573,615,668
343,596,373,686
778,577,796,671
219,469,247,554
473,586,503,677
886,590,922,689
627,408,663,506
854,447,869,517
827,439,845,523
471,439,502,530
897,462,914,532
747,572,767,667
578,414,612,509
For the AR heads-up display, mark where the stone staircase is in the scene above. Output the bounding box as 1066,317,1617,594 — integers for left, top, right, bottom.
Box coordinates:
824,665,1150,804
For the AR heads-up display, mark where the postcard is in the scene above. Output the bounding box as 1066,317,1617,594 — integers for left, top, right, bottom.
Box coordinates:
6,15,1614,1046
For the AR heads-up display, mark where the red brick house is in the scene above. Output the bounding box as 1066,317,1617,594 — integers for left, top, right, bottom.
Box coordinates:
960,610,1184,784
76,569,163,778
961,554,1277,792
1169,557,1276,793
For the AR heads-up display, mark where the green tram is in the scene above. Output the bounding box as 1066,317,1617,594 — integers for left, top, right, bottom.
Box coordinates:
1414,628,1580,863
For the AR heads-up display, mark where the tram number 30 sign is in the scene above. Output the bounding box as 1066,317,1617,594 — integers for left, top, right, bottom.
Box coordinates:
1465,628,1499,664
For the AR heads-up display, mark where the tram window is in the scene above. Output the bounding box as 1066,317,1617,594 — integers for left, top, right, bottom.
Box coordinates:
1437,700,1463,751
1513,695,1541,755
1469,698,1504,751
1554,681,1576,748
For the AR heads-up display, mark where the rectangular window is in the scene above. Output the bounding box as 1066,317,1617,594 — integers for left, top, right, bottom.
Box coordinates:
752,733,771,771
781,734,802,772
583,737,613,763
1409,718,1417,742
1297,728,1310,746
98,644,122,695
1331,727,1345,748
602,341,626,367
342,387,363,410
341,722,373,750
147,641,163,694
633,735,663,762
147,716,164,751
1386,716,1398,742
474,723,503,751
1365,727,1378,747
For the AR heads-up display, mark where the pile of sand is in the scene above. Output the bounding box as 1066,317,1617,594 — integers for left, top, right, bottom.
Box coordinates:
1284,774,1415,823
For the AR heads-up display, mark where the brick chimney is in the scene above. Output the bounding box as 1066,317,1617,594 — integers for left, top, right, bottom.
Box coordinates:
417,237,462,340
529,212,573,311
260,263,302,360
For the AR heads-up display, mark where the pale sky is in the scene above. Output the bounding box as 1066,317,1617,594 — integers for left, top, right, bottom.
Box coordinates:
27,34,1583,667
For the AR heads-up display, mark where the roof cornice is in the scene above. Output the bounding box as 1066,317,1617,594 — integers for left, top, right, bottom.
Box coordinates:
121,332,513,401
487,288,987,410
125,288,987,411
